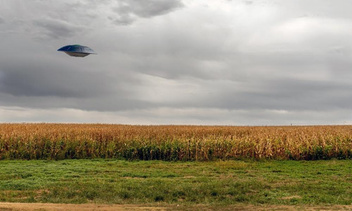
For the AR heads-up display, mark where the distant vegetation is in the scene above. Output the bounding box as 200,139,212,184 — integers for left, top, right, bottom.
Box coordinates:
0,124,351,160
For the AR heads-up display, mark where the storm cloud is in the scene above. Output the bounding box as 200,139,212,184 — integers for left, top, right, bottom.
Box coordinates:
0,0,352,125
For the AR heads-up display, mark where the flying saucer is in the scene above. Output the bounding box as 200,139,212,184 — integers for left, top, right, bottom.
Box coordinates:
57,44,96,57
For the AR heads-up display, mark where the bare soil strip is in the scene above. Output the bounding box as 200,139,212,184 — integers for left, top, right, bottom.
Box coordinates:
0,203,352,211
0,202,168,211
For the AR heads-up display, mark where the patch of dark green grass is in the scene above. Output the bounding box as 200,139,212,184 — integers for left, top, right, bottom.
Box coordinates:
0,159,351,205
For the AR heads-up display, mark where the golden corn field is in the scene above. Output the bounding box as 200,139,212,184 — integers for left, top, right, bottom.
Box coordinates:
0,123,351,160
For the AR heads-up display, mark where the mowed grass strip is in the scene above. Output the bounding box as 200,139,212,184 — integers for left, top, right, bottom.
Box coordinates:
0,159,351,206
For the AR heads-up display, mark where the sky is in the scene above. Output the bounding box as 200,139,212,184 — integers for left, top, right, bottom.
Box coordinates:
0,0,352,125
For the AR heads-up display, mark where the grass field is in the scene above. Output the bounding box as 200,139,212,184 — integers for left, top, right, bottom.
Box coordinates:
0,159,351,207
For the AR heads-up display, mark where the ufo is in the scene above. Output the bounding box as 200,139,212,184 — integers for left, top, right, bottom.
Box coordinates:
57,44,96,57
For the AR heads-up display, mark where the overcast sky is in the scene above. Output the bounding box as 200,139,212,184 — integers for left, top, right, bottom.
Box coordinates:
0,0,352,125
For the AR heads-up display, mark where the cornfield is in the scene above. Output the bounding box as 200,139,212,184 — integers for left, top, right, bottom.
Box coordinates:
0,123,351,160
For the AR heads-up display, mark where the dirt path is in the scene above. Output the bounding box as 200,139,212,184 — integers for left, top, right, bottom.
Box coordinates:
1,202,352,211
0,203,168,211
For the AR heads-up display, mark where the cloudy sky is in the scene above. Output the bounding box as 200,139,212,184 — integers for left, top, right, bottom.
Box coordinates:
0,0,352,125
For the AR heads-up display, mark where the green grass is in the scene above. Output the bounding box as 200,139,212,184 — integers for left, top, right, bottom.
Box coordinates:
0,159,351,206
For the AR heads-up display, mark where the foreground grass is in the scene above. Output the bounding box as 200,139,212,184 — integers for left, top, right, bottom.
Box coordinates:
0,159,351,206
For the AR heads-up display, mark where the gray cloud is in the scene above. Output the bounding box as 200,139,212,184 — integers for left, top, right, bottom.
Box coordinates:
113,0,184,25
0,65,109,98
0,54,156,111
33,19,85,39
211,80,352,111
244,1,253,5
